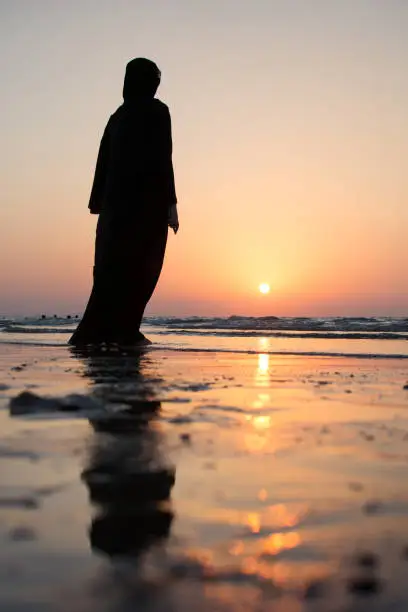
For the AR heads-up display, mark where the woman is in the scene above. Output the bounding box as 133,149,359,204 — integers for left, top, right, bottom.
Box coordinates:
69,58,178,347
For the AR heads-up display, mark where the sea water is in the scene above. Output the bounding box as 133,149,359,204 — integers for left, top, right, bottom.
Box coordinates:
1,315,407,358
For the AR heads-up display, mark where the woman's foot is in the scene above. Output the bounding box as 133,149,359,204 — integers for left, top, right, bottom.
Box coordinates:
133,331,152,346
68,332,151,350
117,332,152,349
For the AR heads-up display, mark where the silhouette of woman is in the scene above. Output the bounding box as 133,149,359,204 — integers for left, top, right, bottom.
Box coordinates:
69,58,178,347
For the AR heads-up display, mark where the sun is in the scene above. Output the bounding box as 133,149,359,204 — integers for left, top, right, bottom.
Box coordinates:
259,283,270,294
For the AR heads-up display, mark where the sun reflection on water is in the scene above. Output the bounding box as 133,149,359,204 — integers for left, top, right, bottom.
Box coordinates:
244,391,274,452
251,390,271,412
262,531,301,556
255,353,270,387
258,354,269,374
245,512,261,533
268,503,308,528
252,415,272,430
244,433,268,452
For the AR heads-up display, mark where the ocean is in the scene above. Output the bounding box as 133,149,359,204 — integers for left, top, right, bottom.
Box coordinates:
1,315,408,358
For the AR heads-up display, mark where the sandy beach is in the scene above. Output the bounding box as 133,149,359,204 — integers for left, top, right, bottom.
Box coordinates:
1,329,408,611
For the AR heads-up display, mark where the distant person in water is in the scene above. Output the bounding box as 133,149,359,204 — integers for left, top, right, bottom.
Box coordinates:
69,58,178,347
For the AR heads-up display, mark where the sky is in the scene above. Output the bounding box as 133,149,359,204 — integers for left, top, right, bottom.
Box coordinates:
1,0,407,317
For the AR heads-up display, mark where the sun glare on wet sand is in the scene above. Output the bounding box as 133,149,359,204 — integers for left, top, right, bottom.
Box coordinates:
259,283,270,294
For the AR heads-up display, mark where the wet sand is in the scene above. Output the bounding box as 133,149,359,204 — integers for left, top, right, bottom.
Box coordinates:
1,344,408,611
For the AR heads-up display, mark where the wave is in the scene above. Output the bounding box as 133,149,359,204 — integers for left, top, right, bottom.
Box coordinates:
1,325,74,334
2,315,408,334
147,315,408,333
150,329,407,341
3,324,406,340
2,325,407,341
0,337,407,360
0,319,13,328
162,347,408,359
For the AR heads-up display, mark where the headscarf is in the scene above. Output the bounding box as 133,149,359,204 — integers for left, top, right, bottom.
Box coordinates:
122,57,161,102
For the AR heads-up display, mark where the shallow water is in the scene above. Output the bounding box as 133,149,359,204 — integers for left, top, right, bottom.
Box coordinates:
1,340,408,610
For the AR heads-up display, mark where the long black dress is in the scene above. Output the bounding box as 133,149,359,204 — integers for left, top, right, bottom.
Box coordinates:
69,97,177,346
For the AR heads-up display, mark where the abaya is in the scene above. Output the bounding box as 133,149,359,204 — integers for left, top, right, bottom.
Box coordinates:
69,58,177,346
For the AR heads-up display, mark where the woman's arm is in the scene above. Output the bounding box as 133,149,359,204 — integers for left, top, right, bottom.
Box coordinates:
88,120,111,214
161,106,179,233
156,104,177,206
153,103,179,232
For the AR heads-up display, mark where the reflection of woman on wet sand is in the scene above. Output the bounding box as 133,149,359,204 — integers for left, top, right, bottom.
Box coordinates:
69,58,178,348
75,349,175,559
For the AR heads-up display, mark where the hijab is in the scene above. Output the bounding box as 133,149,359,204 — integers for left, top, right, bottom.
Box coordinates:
122,57,161,102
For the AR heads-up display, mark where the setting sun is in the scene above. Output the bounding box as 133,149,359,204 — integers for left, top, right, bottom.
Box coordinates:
259,283,270,294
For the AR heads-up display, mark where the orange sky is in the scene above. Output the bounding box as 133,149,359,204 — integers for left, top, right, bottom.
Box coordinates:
1,0,407,316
